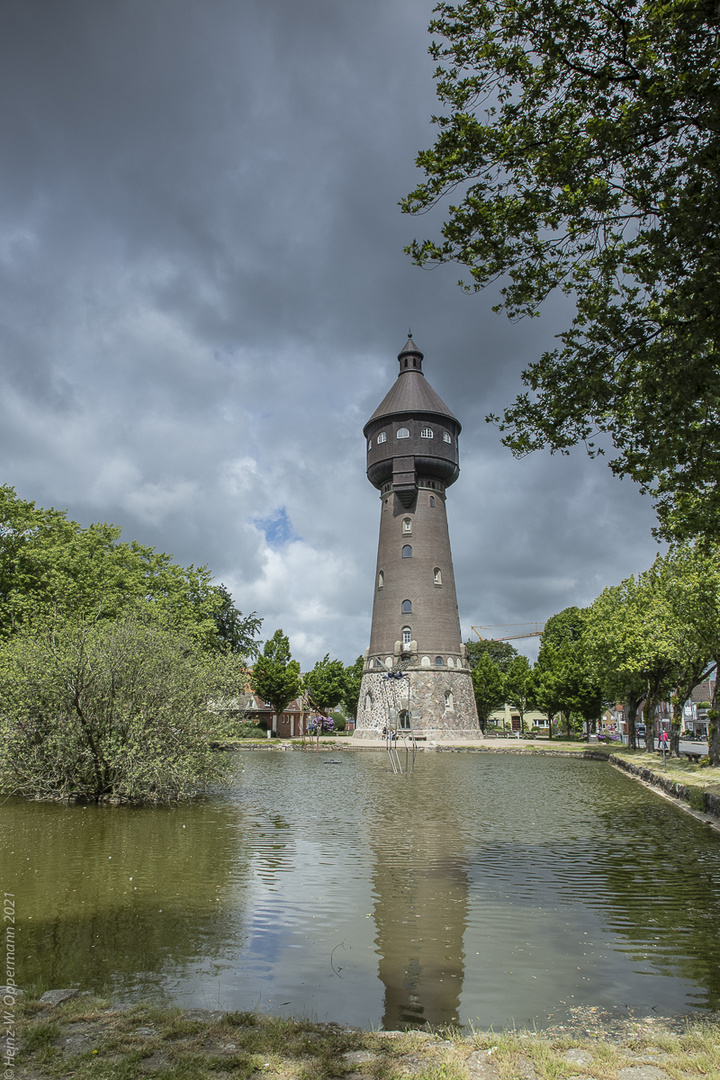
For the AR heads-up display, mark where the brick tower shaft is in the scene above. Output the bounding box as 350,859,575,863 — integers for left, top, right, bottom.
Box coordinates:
354,336,479,741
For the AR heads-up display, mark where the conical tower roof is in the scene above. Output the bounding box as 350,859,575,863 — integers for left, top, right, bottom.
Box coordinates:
366,334,460,430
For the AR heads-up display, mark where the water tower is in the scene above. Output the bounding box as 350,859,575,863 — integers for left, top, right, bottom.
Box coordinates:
354,335,479,740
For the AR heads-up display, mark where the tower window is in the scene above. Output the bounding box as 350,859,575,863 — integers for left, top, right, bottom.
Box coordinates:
435,656,443,666
401,599,412,613
378,570,384,588
402,626,412,645
397,427,410,439
444,691,454,711
421,427,433,439
377,432,387,444
434,567,442,585
399,710,411,728
402,545,412,558
429,496,435,507
402,517,412,533
443,432,452,444
368,438,372,449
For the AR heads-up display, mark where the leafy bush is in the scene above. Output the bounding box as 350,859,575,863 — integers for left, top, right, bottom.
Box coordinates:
234,719,266,739
0,614,246,802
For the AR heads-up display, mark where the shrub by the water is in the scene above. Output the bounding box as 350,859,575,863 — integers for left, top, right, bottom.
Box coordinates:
0,614,246,803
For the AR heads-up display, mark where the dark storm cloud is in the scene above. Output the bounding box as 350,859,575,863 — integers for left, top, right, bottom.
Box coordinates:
0,0,661,666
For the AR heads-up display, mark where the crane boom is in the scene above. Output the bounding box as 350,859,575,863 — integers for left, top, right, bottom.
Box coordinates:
471,623,544,641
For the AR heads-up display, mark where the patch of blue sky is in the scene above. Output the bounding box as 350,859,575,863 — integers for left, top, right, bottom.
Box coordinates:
253,507,301,546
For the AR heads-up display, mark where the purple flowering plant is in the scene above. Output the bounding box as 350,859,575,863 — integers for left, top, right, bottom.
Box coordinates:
307,715,335,734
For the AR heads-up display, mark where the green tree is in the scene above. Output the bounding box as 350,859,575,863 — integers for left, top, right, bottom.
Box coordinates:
536,607,604,739
342,655,365,722
304,654,347,716
465,637,518,673
648,544,720,761
504,654,534,734
0,486,260,654
529,642,565,739
0,614,243,802
211,583,261,657
585,572,677,750
403,1,720,542
250,630,303,736
471,650,505,733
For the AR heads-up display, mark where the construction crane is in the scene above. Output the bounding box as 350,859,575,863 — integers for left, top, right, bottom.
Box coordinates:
472,622,544,642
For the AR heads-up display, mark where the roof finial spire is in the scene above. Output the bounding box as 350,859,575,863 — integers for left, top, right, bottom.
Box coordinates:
397,332,424,374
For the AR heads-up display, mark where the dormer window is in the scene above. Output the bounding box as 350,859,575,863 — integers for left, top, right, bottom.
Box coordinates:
397,427,410,439
421,427,433,439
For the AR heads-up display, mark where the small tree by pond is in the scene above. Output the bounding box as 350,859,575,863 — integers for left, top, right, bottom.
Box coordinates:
0,613,245,802
250,629,303,735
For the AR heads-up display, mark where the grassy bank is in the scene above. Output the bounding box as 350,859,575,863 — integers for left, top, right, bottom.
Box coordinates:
11,994,720,1080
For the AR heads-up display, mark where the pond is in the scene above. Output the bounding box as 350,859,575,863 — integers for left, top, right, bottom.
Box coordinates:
3,749,720,1031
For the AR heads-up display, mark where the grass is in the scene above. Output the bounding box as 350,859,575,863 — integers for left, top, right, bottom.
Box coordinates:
12,995,720,1080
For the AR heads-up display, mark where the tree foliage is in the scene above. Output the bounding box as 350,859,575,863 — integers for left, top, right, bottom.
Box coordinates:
471,650,505,732
403,1,720,541
342,655,365,721
533,607,603,738
465,637,518,673
303,654,347,716
250,629,303,725
0,614,243,802
504,654,534,732
0,486,261,655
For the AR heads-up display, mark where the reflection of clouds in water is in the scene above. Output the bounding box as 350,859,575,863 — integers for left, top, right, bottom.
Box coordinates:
6,752,720,1025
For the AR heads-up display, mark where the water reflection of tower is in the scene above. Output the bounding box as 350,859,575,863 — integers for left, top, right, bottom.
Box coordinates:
355,335,479,740
367,773,471,1029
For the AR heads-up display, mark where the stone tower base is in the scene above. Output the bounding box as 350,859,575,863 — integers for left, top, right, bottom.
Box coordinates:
354,668,479,741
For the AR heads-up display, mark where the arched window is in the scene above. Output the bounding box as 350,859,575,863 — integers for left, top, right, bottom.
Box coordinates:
378,570,384,588
364,692,373,711
402,517,412,533
435,655,443,666
402,626,412,645
399,710,411,729
377,432,387,444
401,599,412,613
421,427,433,439
368,438,372,449
443,431,452,444
397,427,410,439
429,495,435,507
374,658,383,667
402,545,412,558
444,691,454,711
433,567,442,585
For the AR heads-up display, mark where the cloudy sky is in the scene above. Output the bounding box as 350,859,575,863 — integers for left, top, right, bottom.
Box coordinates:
1,0,662,667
